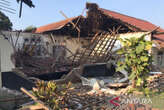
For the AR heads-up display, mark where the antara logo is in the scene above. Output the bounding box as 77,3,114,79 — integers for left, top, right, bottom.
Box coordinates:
108,95,153,108
109,96,120,106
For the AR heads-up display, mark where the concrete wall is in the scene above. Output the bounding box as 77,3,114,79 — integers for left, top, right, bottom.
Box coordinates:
152,47,164,68
113,32,164,68
49,32,163,68
1,31,49,57
65,38,89,57
46,35,90,57
0,31,90,58
94,32,151,55
2,31,163,69
114,32,151,51
1,31,44,46
160,48,164,67
0,38,15,72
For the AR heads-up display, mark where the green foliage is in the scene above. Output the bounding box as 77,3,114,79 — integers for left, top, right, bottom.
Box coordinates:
33,80,72,110
116,35,153,95
0,11,12,31
24,25,36,32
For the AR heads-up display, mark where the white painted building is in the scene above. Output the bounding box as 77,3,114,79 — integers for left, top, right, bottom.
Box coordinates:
0,38,15,72
0,34,15,87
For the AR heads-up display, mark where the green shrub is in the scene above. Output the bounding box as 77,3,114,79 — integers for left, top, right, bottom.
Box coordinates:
33,80,71,110
116,35,153,95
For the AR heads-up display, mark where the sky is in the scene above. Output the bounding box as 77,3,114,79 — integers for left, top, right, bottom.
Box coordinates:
3,0,164,30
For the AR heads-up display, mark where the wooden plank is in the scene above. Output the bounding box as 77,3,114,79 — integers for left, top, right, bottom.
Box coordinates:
9,33,16,51
14,31,20,48
91,33,106,57
50,34,55,45
59,11,80,32
105,34,118,61
20,88,50,110
92,32,110,61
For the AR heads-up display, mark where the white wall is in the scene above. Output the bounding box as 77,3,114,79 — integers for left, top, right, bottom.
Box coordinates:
1,31,50,57
113,32,164,68
152,47,164,67
1,31,45,50
94,32,151,55
46,34,90,57
0,38,15,72
114,32,151,51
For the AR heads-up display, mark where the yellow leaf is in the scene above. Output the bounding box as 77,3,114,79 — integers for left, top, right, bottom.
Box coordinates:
127,42,131,46
145,45,152,50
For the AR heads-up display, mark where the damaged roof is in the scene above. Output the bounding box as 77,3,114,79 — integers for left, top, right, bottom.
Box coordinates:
99,8,164,41
35,17,79,33
35,3,164,42
99,8,163,32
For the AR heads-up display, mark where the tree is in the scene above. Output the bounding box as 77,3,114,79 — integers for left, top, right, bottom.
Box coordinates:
24,25,36,32
0,11,12,31
116,35,153,95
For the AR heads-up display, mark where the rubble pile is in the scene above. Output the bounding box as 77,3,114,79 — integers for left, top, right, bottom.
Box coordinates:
58,84,109,110
0,87,30,110
59,84,161,110
6,26,163,110
13,51,71,76
12,30,119,80
21,83,159,110
148,74,164,92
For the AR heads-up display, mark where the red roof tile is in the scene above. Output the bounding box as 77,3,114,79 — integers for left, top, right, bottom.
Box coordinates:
35,7,164,45
100,8,164,41
35,17,78,33
100,8,164,32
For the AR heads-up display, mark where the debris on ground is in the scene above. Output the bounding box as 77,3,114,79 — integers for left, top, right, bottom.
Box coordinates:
147,74,164,92
0,87,30,110
19,82,163,110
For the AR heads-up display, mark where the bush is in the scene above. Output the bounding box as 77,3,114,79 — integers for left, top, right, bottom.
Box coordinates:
33,80,71,110
116,34,153,94
24,25,36,32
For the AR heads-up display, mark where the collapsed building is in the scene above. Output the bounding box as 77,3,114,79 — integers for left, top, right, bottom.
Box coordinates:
1,3,164,110
0,3,164,89
35,3,164,69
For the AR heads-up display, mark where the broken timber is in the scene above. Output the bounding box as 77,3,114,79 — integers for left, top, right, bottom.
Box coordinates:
21,87,51,110
54,31,119,84
72,31,118,66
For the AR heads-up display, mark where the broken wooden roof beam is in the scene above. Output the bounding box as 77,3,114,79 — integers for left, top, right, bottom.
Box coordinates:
71,30,119,68
59,11,81,41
